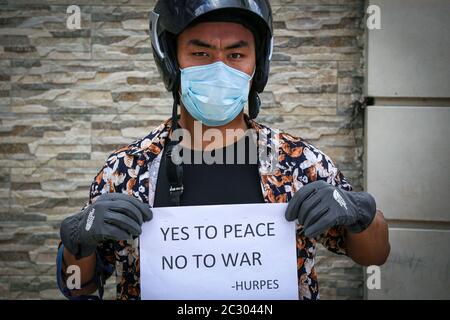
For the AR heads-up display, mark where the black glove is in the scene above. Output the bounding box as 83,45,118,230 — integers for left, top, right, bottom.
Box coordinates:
60,193,152,259
285,180,376,238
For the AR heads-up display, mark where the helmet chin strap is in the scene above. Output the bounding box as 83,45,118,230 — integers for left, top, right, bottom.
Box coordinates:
171,90,180,131
162,90,184,207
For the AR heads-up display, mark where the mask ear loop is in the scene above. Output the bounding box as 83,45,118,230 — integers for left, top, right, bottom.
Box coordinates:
251,67,256,79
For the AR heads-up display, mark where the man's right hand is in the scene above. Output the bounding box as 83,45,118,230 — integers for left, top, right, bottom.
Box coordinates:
60,193,153,259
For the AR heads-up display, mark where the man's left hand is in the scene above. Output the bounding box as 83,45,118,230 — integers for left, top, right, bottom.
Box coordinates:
285,180,377,238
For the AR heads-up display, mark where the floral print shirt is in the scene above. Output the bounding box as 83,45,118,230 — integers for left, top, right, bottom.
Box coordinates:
84,117,352,300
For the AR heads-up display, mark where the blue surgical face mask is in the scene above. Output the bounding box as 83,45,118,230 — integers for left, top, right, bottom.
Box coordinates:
180,61,253,127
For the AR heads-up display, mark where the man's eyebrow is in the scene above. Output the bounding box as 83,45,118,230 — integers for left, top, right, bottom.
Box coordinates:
225,40,249,50
187,39,216,49
187,39,250,50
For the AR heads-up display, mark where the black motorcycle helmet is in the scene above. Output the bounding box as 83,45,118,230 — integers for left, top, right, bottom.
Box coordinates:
149,0,273,120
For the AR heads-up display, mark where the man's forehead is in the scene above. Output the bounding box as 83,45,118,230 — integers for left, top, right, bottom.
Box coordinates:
180,21,254,42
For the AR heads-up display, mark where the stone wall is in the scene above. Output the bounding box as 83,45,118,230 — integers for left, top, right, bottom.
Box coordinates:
0,0,366,299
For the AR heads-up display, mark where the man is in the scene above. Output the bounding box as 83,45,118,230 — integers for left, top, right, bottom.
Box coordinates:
57,0,390,300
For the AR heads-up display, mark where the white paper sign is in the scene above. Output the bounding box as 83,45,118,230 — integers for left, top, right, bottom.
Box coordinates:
140,203,298,300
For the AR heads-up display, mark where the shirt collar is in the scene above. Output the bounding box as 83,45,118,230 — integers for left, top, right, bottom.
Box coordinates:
125,115,275,165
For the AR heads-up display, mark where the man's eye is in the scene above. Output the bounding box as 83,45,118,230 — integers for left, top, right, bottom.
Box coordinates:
192,52,209,57
229,53,243,59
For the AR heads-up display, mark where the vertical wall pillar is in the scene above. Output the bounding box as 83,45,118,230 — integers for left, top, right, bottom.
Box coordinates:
364,0,450,299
